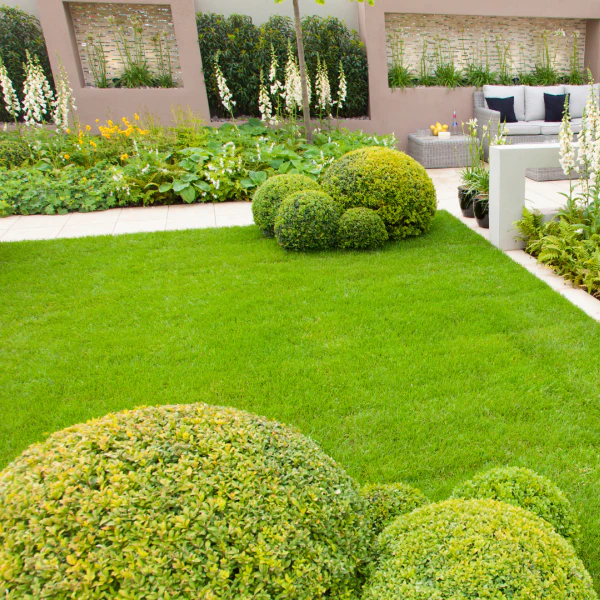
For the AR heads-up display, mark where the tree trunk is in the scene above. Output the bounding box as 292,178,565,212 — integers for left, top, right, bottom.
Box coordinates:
292,0,313,143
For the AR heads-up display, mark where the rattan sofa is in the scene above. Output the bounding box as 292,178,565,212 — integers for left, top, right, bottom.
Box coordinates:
473,85,598,181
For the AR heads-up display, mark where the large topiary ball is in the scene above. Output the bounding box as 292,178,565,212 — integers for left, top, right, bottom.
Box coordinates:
275,190,340,251
338,207,388,250
451,466,581,545
252,173,321,237
363,499,597,600
321,146,437,240
0,404,372,599
361,482,429,536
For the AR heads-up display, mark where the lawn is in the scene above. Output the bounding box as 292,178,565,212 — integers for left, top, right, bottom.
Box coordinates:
1,210,600,587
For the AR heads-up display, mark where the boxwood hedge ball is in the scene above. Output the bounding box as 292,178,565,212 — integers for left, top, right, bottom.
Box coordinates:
338,207,388,250
451,466,581,546
0,404,372,599
252,173,321,237
274,190,340,251
363,498,597,600
321,146,437,240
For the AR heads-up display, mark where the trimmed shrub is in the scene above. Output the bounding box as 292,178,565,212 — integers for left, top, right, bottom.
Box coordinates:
363,498,597,600
0,140,30,168
275,190,340,251
0,404,372,598
451,466,581,545
252,173,321,237
0,6,52,123
338,207,388,250
361,482,429,536
321,147,437,240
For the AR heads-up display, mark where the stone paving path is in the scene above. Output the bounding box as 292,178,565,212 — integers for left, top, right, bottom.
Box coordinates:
2,169,599,320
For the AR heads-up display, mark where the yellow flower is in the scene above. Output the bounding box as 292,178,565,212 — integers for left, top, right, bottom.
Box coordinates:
95,119,100,123
86,125,91,131
65,128,71,134
134,113,140,121
120,153,129,161
63,154,70,160
90,140,97,148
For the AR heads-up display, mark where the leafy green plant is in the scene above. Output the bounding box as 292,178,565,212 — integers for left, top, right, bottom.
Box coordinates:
252,173,321,237
337,207,389,250
452,466,581,545
360,482,429,536
274,190,340,250
85,33,109,88
363,499,597,599
432,36,463,89
322,147,437,240
0,404,372,598
151,31,175,89
388,35,414,89
0,5,52,122
463,63,497,87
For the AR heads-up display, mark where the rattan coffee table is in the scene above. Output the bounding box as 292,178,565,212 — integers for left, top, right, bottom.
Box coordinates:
407,130,471,169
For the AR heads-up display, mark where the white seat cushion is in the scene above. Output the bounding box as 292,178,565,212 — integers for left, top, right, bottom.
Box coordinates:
504,121,541,136
483,85,525,122
564,84,600,119
516,119,582,135
524,86,565,121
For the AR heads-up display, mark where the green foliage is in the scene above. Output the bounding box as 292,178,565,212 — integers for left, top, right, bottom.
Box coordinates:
361,482,429,536
388,64,415,89
0,404,372,598
300,16,369,117
516,207,600,298
337,207,388,250
463,64,498,87
0,140,29,168
0,123,396,215
252,173,321,237
322,147,437,240
451,466,581,545
197,13,368,118
0,6,52,123
363,499,597,600
275,190,340,251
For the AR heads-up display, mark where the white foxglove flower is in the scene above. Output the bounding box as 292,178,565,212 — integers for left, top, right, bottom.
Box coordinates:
0,57,20,120
315,55,332,118
52,56,77,132
22,50,54,127
258,72,275,125
214,52,235,115
336,60,347,111
559,102,576,176
284,45,303,115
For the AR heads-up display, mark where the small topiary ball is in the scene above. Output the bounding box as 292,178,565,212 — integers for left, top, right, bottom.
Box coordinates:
0,404,372,599
252,174,321,237
363,498,597,600
451,466,581,545
321,146,437,240
361,482,429,536
337,207,388,250
274,190,340,251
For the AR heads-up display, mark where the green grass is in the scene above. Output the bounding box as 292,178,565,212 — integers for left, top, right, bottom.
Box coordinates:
2,210,600,587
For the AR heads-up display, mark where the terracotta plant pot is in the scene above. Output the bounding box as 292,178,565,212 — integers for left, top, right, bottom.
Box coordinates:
458,185,476,218
473,194,489,229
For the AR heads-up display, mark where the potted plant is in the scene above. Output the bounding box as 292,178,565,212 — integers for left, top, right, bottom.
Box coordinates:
469,165,490,229
458,119,484,218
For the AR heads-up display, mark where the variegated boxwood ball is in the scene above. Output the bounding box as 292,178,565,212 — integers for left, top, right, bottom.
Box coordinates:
337,208,388,250
252,173,321,237
274,190,340,251
0,404,372,599
451,466,581,546
321,146,437,240
363,499,597,600
360,482,429,536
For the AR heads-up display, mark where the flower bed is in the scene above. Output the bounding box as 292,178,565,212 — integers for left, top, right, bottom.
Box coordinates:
0,119,395,216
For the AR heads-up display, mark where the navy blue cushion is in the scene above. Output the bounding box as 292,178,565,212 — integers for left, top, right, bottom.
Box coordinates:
544,93,570,122
485,96,518,123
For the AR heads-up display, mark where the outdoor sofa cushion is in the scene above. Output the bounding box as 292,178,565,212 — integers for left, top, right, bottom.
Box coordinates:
502,119,582,136
524,86,564,121
485,96,517,122
502,122,542,136
564,84,600,118
483,85,525,121
544,93,569,122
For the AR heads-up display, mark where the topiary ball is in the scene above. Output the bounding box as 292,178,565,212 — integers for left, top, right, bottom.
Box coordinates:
0,404,372,599
363,498,597,600
274,190,340,251
321,146,437,240
252,174,321,237
451,466,581,545
337,207,388,250
361,482,429,536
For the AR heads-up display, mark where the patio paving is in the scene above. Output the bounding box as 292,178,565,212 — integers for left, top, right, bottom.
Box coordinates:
2,169,599,321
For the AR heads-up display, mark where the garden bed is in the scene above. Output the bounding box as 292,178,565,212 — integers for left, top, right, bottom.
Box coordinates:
1,211,600,590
